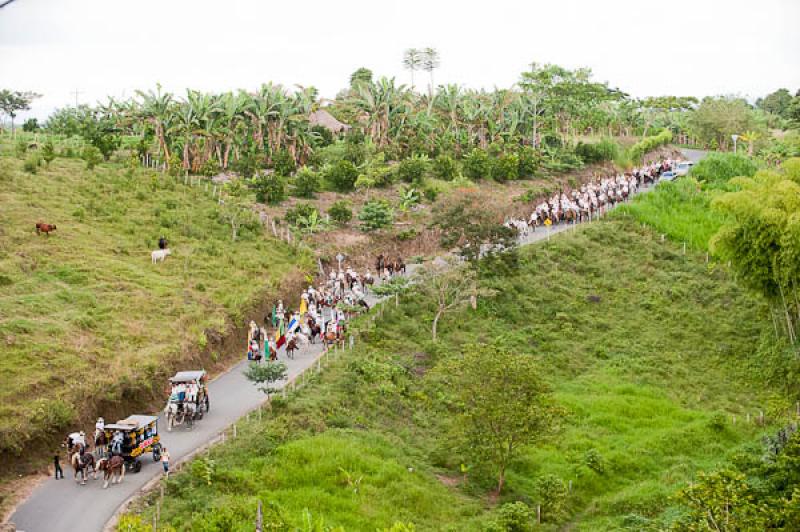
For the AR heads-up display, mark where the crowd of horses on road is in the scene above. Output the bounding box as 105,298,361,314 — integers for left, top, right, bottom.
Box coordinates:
504,160,676,237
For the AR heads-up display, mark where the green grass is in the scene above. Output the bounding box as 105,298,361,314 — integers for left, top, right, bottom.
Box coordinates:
0,150,308,457
128,218,774,531
615,178,727,251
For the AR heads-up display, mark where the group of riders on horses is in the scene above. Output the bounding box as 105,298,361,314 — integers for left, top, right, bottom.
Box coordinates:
505,159,676,235
60,421,128,488
247,256,407,363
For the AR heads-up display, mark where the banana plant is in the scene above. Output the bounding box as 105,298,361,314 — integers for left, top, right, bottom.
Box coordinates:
398,186,421,211
295,208,327,234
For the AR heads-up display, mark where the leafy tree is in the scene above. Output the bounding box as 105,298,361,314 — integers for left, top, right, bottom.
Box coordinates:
22,118,39,132
432,190,517,262
711,164,800,344
244,361,288,396
326,160,359,192
517,147,540,177
357,200,393,232
82,145,102,170
487,502,536,532
293,166,320,198
436,342,560,493
674,469,768,531
416,258,495,341
350,67,373,89
254,173,286,205
327,200,353,225
0,89,41,133
688,96,764,150
757,88,793,118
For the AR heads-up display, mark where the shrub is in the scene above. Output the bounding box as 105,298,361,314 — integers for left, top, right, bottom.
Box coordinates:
691,152,758,185
311,125,333,148
575,138,620,163
293,167,320,198
23,154,40,174
534,474,569,523
41,141,56,166
358,200,393,232
284,203,318,226
487,502,536,532
422,185,439,202
397,155,429,184
254,173,286,204
628,129,672,162
463,148,491,180
82,146,102,170
328,200,353,225
344,141,367,166
326,160,359,192
491,153,519,182
432,154,459,181
584,448,606,474
517,147,540,177
14,138,28,159
200,158,220,177
271,149,296,176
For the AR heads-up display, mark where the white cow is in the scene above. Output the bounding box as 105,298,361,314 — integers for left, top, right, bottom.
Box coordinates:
151,248,171,263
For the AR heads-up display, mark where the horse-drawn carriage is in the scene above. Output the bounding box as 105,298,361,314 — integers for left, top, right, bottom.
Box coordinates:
164,370,210,431
103,415,162,473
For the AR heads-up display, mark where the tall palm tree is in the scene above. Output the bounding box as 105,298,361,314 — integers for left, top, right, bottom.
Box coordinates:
421,48,440,98
402,48,423,91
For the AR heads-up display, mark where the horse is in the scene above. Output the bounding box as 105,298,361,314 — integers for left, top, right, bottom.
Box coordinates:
307,318,321,343
97,455,125,488
323,331,344,350
268,343,278,361
285,337,299,359
71,452,96,485
393,257,406,275
375,254,385,276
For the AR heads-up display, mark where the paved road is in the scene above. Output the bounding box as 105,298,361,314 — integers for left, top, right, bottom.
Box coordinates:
10,149,703,532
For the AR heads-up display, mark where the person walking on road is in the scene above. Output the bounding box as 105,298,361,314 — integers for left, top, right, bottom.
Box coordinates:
161,447,171,478
53,454,63,479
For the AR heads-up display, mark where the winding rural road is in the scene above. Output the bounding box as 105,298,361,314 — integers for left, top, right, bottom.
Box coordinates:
9,150,703,532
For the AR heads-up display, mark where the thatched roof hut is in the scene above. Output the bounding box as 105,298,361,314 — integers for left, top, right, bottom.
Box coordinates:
309,109,351,134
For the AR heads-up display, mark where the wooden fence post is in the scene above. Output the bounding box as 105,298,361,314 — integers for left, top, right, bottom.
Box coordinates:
256,500,263,532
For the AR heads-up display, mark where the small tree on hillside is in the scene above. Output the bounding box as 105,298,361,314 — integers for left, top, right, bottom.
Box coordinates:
0,89,41,134
244,361,288,396
437,343,561,495
415,258,496,342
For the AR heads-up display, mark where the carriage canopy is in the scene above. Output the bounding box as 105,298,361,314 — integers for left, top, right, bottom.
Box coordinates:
169,370,207,383
105,414,159,432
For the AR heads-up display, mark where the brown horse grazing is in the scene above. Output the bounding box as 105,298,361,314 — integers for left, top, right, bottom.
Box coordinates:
98,455,125,488
71,452,96,485
35,222,57,236
285,337,299,359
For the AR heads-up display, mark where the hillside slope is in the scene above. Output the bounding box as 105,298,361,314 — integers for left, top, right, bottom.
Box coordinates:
0,153,306,464
126,217,772,530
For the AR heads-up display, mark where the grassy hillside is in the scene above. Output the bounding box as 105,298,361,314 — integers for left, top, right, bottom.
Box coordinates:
126,218,774,531
0,150,307,459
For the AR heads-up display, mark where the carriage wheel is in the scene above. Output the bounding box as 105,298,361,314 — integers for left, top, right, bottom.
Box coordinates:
152,445,161,462
133,460,142,473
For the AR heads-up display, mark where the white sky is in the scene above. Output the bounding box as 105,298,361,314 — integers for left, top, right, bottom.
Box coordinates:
1,0,799,121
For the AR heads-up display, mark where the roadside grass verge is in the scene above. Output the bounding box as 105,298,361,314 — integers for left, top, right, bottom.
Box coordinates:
127,218,772,531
